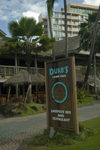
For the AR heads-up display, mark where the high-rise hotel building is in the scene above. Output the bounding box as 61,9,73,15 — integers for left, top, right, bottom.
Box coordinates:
39,2,98,41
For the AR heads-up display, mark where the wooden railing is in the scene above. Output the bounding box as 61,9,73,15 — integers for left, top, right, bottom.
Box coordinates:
0,65,99,79
0,65,44,78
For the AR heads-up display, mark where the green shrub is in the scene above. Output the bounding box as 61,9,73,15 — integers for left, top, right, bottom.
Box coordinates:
79,128,96,141
33,133,49,146
97,87,100,95
79,123,85,132
77,88,89,99
52,132,74,145
85,128,96,137
32,125,96,147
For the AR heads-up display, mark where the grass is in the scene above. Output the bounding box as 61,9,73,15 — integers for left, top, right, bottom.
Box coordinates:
20,96,100,116
3,95,99,118
23,117,100,150
10,96,100,117
14,102,46,117
78,96,100,107
16,97,99,117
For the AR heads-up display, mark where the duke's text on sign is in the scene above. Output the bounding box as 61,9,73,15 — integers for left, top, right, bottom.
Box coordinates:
45,57,79,134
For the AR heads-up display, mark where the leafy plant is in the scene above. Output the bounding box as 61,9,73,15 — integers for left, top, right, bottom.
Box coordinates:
77,88,89,99
97,87,100,95
32,125,96,147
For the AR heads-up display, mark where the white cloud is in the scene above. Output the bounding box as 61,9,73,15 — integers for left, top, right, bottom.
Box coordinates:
0,16,8,21
0,0,61,22
0,0,47,22
54,1,59,8
23,11,39,22
0,0,60,36
83,0,100,6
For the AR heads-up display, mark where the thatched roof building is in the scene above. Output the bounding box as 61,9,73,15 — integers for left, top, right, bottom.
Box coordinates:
88,77,100,87
54,36,80,57
0,39,5,48
32,72,45,84
5,70,45,85
76,69,85,82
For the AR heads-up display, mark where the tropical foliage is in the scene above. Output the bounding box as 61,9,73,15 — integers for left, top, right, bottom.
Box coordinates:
79,11,100,88
0,37,22,55
79,12,100,54
0,17,54,70
46,0,68,58
0,17,55,102
46,0,57,38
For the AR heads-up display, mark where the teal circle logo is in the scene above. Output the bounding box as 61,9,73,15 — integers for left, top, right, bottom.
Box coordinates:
52,82,68,104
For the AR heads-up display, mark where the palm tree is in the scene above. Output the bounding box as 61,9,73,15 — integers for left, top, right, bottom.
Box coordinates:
64,0,68,58
46,0,56,60
79,7,100,89
8,17,54,72
6,17,54,102
8,17,43,71
46,0,68,59
8,17,43,102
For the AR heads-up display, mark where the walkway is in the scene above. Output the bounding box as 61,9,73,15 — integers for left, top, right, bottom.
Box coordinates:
0,103,100,150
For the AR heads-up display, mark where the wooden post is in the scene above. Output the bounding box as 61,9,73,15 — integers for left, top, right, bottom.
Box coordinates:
35,83,38,103
28,72,32,103
25,85,30,103
72,57,79,135
23,85,25,97
7,86,11,103
0,85,1,96
45,62,50,129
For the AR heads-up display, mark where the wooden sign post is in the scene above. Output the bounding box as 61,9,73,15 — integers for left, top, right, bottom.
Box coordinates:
45,57,79,135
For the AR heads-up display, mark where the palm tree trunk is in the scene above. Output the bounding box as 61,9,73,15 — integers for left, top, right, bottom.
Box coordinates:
26,54,32,103
29,82,32,103
35,55,38,73
35,55,38,102
26,53,31,72
26,44,32,103
48,15,53,39
48,15,55,60
15,54,18,98
94,54,97,95
64,0,68,58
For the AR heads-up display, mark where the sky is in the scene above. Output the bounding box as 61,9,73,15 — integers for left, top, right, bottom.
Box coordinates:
0,0,100,37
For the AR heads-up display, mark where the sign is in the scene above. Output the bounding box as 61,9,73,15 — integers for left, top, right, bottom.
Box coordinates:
45,57,79,134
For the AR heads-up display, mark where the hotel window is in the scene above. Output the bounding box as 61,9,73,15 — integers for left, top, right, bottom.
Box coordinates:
53,31,57,36
53,25,57,29
59,37,63,40
55,18,59,24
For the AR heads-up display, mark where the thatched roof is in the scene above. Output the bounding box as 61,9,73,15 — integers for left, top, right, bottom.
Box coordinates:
54,36,80,56
0,29,6,37
0,39,5,48
32,72,45,84
88,77,100,87
5,70,45,85
76,68,100,87
76,69,85,82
